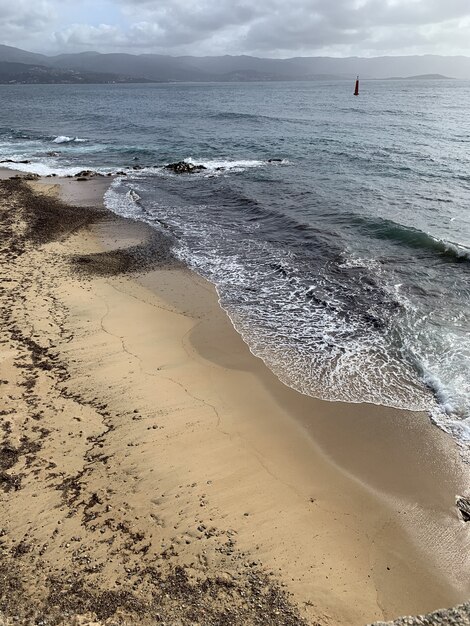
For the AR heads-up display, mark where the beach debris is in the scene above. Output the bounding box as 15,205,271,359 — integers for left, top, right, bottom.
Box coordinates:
456,495,470,522
165,161,207,174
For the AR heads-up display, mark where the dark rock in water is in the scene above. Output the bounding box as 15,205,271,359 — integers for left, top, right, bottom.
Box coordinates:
132,165,143,170
76,170,94,178
268,158,283,163
46,151,60,157
74,169,104,178
456,496,470,522
1,159,31,164
165,161,207,174
371,601,470,625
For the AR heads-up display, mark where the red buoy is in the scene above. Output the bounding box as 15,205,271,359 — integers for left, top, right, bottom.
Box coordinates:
354,76,359,96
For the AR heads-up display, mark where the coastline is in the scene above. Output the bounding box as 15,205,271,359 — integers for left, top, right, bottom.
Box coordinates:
0,169,469,625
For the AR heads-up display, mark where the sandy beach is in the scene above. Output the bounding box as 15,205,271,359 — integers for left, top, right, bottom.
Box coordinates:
0,169,469,626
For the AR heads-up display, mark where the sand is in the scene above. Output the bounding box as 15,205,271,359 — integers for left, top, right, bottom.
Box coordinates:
0,170,469,626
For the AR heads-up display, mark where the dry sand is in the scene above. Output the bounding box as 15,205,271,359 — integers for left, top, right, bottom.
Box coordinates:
0,170,469,626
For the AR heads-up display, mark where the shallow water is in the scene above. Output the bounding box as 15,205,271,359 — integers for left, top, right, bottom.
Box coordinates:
1,80,469,452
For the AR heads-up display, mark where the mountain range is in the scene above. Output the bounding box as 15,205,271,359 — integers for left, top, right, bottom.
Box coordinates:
0,44,467,84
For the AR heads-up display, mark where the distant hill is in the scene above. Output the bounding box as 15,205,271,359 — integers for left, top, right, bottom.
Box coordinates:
0,44,48,65
386,73,454,80
0,45,469,83
0,61,156,84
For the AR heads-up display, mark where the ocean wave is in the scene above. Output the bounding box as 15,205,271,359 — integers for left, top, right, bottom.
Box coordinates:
209,111,300,125
348,215,470,262
210,111,267,122
52,135,88,144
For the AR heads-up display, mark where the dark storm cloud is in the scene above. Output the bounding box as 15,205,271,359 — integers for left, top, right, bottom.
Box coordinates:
2,0,470,56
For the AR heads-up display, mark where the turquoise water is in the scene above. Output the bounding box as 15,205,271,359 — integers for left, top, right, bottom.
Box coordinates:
1,81,469,452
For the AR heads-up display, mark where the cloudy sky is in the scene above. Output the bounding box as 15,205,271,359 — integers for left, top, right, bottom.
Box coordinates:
2,0,470,57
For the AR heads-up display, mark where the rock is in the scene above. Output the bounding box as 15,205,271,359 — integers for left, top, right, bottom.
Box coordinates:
371,601,470,625
11,173,39,181
46,151,60,157
76,177,88,182
165,161,207,174
456,496,470,522
75,170,93,178
268,158,283,163
0,159,31,164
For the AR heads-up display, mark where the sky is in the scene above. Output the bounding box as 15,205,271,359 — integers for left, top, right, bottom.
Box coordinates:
2,0,470,57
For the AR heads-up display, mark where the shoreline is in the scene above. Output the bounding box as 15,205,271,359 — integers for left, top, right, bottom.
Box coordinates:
0,168,469,625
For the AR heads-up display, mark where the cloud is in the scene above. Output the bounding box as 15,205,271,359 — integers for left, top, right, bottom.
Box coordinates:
0,0,56,38
52,23,127,49
2,0,470,57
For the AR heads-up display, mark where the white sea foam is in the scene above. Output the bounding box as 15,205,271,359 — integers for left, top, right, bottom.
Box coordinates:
185,157,288,172
127,189,141,202
52,136,88,144
438,238,470,260
0,160,84,177
184,157,264,172
105,181,143,219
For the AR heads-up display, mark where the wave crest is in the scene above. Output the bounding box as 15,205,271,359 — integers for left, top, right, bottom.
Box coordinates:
350,215,470,262
52,136,87,144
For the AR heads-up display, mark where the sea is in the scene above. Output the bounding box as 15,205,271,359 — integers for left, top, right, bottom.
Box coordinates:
1,80,469,455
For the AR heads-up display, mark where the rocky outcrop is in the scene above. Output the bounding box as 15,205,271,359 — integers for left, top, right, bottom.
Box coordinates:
456,496,470,522
371,602,470,625
165,161,207,174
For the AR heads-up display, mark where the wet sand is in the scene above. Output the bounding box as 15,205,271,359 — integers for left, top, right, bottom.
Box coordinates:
0,170,468,625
